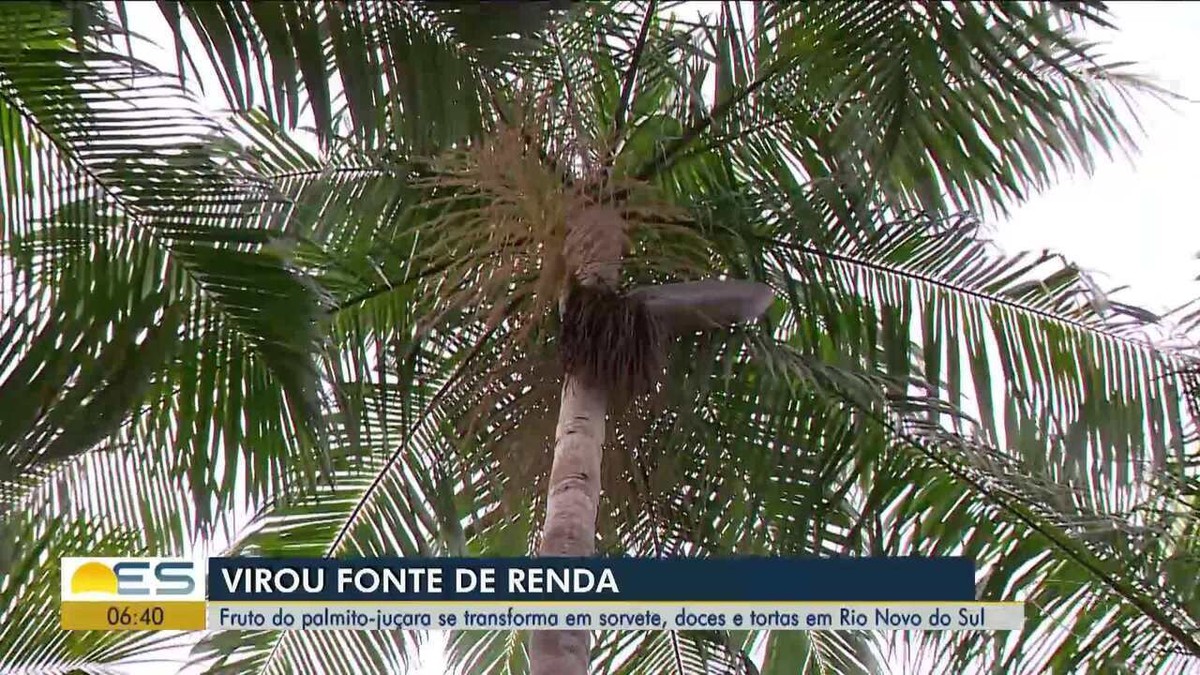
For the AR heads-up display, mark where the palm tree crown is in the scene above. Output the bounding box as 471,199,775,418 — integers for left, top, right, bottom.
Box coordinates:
1,1,1198,673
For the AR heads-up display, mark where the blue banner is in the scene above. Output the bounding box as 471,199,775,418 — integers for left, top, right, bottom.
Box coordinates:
207,557,974,602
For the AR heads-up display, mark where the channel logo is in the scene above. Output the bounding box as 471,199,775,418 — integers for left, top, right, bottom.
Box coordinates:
60,554,207,629
61,557,205,601
60,558,207,630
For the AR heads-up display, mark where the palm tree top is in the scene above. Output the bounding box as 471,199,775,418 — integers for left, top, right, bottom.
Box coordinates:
1,2,1198,673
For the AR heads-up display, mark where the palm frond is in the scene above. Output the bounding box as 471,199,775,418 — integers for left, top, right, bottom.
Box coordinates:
4,3,1198,675
0,2,331,516
189,324,473,673
153,0,569,149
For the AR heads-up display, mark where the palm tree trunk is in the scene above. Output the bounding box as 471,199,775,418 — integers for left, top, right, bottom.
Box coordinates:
529,375,608,675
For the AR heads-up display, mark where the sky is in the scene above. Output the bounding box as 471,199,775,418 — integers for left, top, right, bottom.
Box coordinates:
39,1,1200,673
992,2,1200,320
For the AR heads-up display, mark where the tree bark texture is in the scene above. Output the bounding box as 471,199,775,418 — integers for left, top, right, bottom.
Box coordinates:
529,376,608,675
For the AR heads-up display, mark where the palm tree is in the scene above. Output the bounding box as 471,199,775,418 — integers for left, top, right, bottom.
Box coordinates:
2,1,1199,673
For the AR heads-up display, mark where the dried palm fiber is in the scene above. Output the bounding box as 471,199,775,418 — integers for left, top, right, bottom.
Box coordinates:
559,203,664,398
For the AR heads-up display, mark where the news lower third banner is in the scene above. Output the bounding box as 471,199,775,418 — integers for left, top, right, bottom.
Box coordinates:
61,557,1024,632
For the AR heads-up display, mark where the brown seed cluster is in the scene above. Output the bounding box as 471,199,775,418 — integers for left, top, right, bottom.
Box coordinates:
558,280,665,400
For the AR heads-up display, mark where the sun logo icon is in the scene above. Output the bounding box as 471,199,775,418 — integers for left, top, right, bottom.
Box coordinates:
69,561,119,596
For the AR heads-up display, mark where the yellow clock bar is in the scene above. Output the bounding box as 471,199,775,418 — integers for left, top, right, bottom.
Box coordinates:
60,601,207,630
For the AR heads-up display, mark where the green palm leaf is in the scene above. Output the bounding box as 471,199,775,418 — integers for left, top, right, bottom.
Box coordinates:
3,2,1199,674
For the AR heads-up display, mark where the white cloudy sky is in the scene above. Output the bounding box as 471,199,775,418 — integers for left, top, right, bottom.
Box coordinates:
994,2,1200,317
91,1,1200,673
